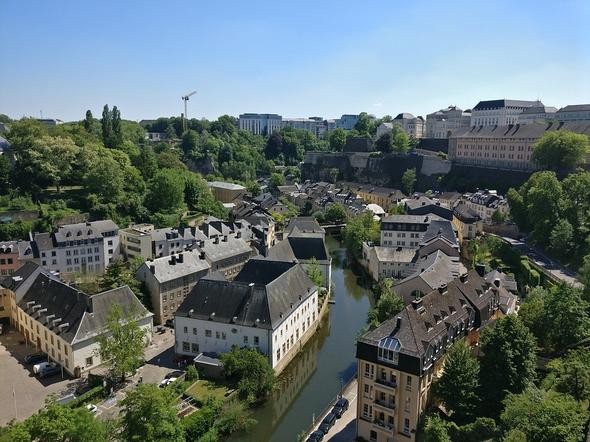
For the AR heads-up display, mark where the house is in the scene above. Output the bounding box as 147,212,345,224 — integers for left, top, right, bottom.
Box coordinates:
33,220,120,276
405,196,453,221
0,240,36,275
193,235,254,279
284,217,325,238
174,259,319,373
253,192,289,215
555,104,590,123
136,252,211,325
459,190,509,224
452,205,483,243
208,181,246,204
343,183,405,211
425,106,471,139
437,192,462,209
355,270,504,442
392,113,425,138
380,215,444,249
1,263,153,377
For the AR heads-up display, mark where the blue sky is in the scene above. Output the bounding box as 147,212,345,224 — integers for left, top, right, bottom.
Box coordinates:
1,0,589,122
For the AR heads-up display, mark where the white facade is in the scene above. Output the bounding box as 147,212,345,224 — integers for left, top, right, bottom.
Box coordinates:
238,113,283,135
425,106,471,138
471,100,541,127
555,105,590,122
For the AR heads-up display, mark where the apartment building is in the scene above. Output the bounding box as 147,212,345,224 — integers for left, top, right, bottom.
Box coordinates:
392,113,425,139
174,259,319,373
470,99,541,127
517,105,557,125
425,106,471,139
459,190,509,224
342,183,406,211
555,104,590,122
452,205,483,243
119,224,155,259
337,114,360,130
1,263,152,377
448,121,590,171
238,113,282,135
0,240,36,275
33,220,120,276
136,252,211,325
356,270,503,442
380,215,443,249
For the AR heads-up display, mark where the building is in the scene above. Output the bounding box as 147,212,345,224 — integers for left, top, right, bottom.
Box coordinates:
282,117,332,139
0,240,36,275
355,270,503,442
436,192,462,209
448,121,590,171
392,113,425,139
33,220,120,276
146,132,167,142
337,114,360,130
284,217,325,238
1,263,153,377
555,104,590,122
208,181,246,204
470,99,541,127
193,235,253,279
36,119,64,126
452,205,483,243
380,215,443,249
425,106,471,139
517,105,557,125
459,190,509,224
405,196,453,221
252,193,290,215
238,113,282,135
136,252,211,325
119,224,156,259
174,259,319,373
343,183,406,211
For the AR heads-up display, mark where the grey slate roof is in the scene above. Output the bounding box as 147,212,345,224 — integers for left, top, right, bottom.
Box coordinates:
33,232,55,251
472,99,540,111
54,220,118,243
557,104,590,112
285,217,325,235
198,237,252,263
143,252,211,283
176,261,316,330
268,234,329,263
421,220,457,246
395,113,416,120
451,121,590,139
453,205,480,223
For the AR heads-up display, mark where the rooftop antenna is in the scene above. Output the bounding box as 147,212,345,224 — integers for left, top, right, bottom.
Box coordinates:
181,90,197,132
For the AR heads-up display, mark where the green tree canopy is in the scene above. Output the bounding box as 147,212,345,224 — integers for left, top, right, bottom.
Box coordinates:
401,168,417,194
220,347,276,404
367,279,405,327
532,130,589,171
343,211,380,259
146,169,186,213
545,348,590,402
328,128,347,151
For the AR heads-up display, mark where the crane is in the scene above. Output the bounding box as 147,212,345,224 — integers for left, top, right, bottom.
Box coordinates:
181,90,197,132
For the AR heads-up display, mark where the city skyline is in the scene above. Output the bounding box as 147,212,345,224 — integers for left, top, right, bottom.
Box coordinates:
1,0,589,122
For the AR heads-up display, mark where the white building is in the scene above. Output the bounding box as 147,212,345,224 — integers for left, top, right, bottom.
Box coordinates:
1,263,153,377
459,190,509,224
380,215,443,249
426,106,471,138
517,105,557,125
392,113,425,138
555,104,590,122
174,260,319,373
238,113,283,135
470,99,541,127
33,220,120,276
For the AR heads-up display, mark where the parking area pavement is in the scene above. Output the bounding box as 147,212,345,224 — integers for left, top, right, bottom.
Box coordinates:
0,327,81,426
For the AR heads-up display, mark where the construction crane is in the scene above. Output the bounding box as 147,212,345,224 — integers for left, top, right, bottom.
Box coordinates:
181,90,197,132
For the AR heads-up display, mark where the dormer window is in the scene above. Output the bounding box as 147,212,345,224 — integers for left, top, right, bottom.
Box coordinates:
66,232,71,238
87,230,92,235
377,337,401,365
77,231,82,236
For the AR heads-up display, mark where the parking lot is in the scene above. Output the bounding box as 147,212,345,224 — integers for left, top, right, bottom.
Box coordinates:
0,326,80,426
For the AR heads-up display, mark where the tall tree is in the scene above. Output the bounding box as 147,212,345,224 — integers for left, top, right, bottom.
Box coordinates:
101,104,112,147
423,416,451,442
84,109,94,132
518,286,549,346
479,315,536,415
180,129,198,156
134,145,159,180
546,349,590,402
435,342,480,423
548,219,574,259
532,130,589,171
119,384,184,442
329,128,347,152
30,135,80,193
392,125,410,153
579,253,590,301
306,257,324,288
145,169,186,213
111,105,123,148
375,133,392,152
367,279,405,327
401,168,417,194
220,347,276,404
0,154,12,195
95,304,147,382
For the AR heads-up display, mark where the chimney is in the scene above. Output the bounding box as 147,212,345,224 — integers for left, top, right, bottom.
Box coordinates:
223,235,228,242
150,265,155,274
188,308,194,317
459,273,468,283
170,255,177,265
178,253,184,263
411,298,423,309
438,284,448,294
236,231,242,239
199,251,205,260
214,237,219,244
199,240,205,247
396,316,401,330
493,278,501,288
475,263,485,277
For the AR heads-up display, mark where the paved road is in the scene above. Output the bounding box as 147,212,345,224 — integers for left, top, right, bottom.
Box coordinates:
500,236,582,288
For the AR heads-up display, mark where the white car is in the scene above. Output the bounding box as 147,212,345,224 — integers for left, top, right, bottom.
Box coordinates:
33,361,56,374
159,377,177,388
86,404,98,414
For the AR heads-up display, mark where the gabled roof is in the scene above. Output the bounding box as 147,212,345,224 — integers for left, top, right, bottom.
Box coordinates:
175,261,316,330
395,113,416,120
421,220,457,246
453,205,480,223
268,235,329,263
140,252,211,283
285,217,325,236
472,99,540,111
557,104,590,113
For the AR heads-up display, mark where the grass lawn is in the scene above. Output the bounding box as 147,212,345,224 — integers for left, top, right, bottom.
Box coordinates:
185,380,235,403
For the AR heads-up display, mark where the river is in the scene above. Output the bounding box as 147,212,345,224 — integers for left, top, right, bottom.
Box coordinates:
230,235,373,442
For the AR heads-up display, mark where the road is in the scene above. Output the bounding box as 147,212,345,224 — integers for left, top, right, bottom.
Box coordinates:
500,236,582,288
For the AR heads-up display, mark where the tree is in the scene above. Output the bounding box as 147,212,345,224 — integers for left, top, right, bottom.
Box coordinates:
548,219,574,259
265,131,283,159
491,209,506,224
134,145,159,180
181,129,198,156
96,304,147,382
215,401,257,437
324,203,347,224
435,342,479,423
501,387,588,442
306,257,324,288
329,128,347,151
375,133,392,152
479,315,536,415
423,415,451,442
546,349,590,402
85,153,126,203
532,130,589,171
182,398,221,441
269,172,285,191
84,110,94,132
119,384,184,442
392,125,410,153
245,180,261,197
146,169,186,213
401,168,417,194
367,279,405,327
220,347,276,404
165,124,177,140
518,286,549,346
0,155,12,194
30,135,80,192
580,253,590,300
101,104,112,147
184,172,226,218
343,211,380,259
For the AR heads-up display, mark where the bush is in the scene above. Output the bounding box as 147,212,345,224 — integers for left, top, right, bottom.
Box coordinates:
68,385,104,409
186,365,199,382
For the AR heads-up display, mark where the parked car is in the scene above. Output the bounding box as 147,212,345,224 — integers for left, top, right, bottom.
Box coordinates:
38,364,60,378
165,370,184,379
86,404,98,414
332,397,350,418
159,377,177,388
318,412,337,434
24,352,47,365
0,323,4,335
307,430,325,442
33,361,56,374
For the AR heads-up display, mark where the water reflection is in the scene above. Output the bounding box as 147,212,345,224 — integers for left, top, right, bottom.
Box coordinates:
230,235,372,442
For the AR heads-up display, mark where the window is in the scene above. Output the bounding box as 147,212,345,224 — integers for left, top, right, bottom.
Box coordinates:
205,330,212,337
404,418,410,433
244,336,249,344
276,349,281,361
86,356,93,366
364,384,369,396
183,326,188,333
192,328,197,335
221,332,226,340
191,343,199,353
406,375,412,390
405,397,411,412
182,341,190,352
216,331,220,339
254,336,259,345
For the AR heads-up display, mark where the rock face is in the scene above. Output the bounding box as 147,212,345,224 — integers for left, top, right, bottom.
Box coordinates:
186,156,217,176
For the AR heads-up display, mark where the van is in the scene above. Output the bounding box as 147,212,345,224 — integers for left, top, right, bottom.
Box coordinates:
33,361,56,374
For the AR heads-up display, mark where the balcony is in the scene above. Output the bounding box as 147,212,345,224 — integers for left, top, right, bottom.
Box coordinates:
373,419,395,432
375,377,397,390
374,398,396,410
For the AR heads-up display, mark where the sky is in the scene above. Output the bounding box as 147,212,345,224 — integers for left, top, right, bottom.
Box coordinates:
1,0,589,122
